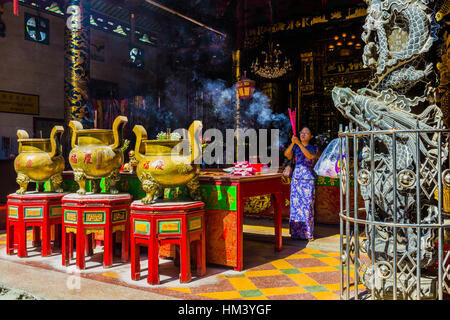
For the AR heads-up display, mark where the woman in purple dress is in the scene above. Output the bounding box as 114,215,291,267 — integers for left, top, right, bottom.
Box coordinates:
284,127,318,241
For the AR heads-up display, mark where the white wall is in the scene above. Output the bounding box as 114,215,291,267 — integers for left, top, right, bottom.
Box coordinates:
0,2,158,139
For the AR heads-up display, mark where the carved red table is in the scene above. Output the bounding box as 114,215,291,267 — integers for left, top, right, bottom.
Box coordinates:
198,172,284,271
61,193,131,270
130,200,206,284
6,192,67,257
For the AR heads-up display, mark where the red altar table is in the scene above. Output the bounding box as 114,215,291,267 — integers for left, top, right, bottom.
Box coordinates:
61,193,131,270
130,200,206,284
6,192,67,257
243,175,366,224
198,172,283,271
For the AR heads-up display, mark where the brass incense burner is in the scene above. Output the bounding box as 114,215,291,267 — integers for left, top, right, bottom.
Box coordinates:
68,116,128,194
14,126,65,194
132,121,202,204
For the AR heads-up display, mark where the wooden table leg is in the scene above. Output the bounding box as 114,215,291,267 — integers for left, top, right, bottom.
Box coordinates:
69,232,74,259
130,238,140,281
148,235,160,285
85,234,93,256
17,222,27,258
54,224,62,249
273,193,283,252
234,196,245,271
42,222,52,256
32,226,41,247
196,236,206,276
6,221,14,255
62,227,70,266
180,234,192,283
103,227,113,268
76,228,85,270
121,224,129,262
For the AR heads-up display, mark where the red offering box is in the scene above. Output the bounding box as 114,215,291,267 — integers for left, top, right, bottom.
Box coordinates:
250,163,262,173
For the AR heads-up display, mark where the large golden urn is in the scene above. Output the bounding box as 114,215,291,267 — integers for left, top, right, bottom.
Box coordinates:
14,126,65,194
68,116,128,194
132,121,202,204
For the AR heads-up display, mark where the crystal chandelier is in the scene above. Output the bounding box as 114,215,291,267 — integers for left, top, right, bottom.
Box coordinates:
251,42,292,79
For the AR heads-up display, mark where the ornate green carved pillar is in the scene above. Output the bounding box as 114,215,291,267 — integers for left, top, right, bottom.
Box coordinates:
64,0,91,124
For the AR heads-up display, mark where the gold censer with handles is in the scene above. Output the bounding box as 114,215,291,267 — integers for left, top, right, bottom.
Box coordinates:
68,116,128,194
14,126,65,194
132,121,202,204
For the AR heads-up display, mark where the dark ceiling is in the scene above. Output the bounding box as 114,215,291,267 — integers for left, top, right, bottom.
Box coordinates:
6,0,367,79
87,0,367,79
10,0,366,50
81,0,367,46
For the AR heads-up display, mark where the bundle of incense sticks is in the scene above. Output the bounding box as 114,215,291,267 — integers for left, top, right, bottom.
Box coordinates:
288,108,296,136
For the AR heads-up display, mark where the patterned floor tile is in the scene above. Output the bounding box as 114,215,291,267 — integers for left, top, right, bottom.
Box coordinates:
286,273,320,286
322,283,341,291
244,269,284,277
228,277,258,291
239,289,264,298
312,291,340,300
298,266,338,273
287,258,330,268
225,273,247,278
169,287,192,294
285,254,313,259
259,286,308,296
267,293,317,300
198,291,243,299
271,259,295,269
251,263,278,271
317,257,340,266
244,296,269,300
190,279,236,294
303,285,329,293
301,248,325,254
305,271,342,284
279,268,302,274
327,252,341,257
248,274,298,289
0,228,347,300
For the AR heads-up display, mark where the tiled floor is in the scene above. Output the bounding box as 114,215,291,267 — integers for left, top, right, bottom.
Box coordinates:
196,247,343,300
0,220,359,300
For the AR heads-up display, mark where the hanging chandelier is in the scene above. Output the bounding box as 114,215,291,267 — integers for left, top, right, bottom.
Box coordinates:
251,42,292,79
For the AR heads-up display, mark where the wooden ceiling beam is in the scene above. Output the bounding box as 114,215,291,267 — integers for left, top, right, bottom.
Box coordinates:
143,0,226,38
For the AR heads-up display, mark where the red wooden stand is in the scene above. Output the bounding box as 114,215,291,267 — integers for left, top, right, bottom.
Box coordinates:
61,193,131,270
6,192,67,257
199,172,284,271
130,200,206,284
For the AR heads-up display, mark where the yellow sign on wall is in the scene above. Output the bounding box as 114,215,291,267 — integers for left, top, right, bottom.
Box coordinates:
0,90,39,115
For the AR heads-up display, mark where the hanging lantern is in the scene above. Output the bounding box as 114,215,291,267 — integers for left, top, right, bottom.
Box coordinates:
236,71,255,99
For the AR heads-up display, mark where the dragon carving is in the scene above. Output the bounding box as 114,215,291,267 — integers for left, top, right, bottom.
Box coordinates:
332,0,447,299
